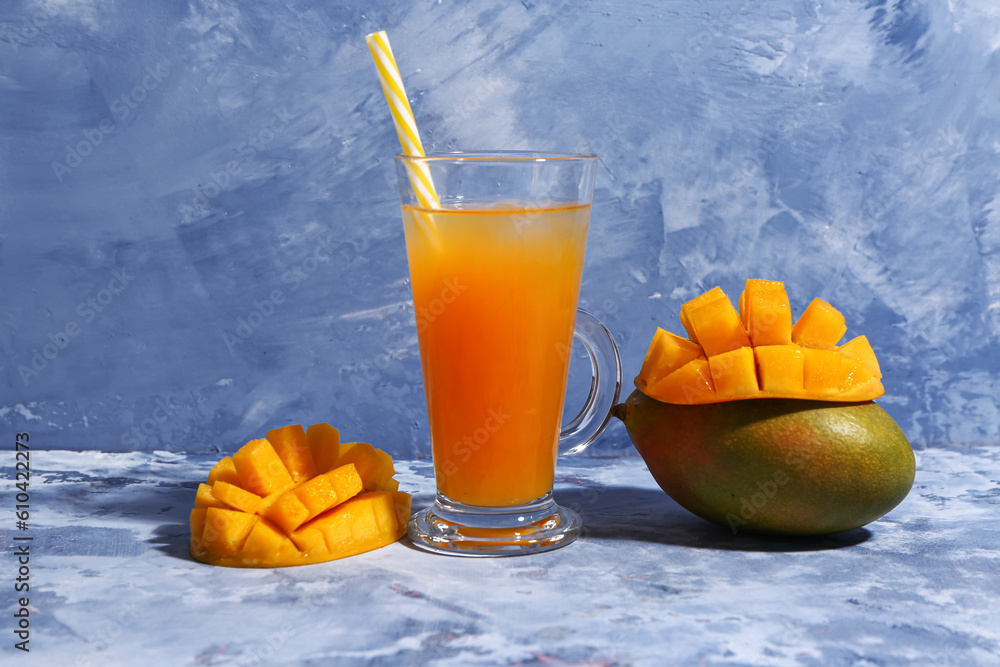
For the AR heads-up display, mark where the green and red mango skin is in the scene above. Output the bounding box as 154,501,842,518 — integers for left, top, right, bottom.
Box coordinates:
616,390,915,535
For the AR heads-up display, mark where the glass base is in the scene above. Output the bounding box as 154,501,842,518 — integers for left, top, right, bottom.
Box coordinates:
407,491,582,557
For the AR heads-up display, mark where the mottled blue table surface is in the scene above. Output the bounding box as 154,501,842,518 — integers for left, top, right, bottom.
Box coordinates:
2,448,998,666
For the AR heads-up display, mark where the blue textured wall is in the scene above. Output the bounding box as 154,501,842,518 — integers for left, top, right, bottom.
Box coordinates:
2,0,998,453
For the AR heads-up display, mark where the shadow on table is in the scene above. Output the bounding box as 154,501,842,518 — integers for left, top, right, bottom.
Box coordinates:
145,485,870,561
554,486,871,552
150,521,194,560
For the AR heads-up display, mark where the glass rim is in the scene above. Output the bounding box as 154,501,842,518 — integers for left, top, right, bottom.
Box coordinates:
395,150,597,163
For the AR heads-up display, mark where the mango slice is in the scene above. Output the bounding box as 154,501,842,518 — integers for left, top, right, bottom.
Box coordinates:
207,456,241,486
684,295,751,357
190,423,411,568
635,281,884,404
211,480,262,514
754,344,804,393
266,424,317,483
635,328,704,390
233,439,294,496
739,279,792,347
338,442,398,492
643,356,715,404
792,298,848,349
708,346,759,398
306,422,342,474
679,286,727,344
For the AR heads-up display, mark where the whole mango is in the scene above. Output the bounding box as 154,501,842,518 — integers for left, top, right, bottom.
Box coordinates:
615,390,915,535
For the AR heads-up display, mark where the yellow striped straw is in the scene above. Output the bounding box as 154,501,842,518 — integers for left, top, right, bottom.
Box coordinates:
365,30,441,245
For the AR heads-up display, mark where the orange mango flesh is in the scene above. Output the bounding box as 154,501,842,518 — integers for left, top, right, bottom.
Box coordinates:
266,424,317,483
306,422,341,474
739,279,792,347
207,456,241,486
679,286,726,344
792,298,848,349
338,442,397,492
635,281,884,404
190,423,410,568
684,295,751,357
233,439,294,496
635,328,704,390
707,346,759,399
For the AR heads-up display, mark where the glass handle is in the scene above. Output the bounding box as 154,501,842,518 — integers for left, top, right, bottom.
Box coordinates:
560,309,623,456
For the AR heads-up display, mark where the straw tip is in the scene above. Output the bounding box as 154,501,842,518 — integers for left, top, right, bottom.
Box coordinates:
365,30,387,42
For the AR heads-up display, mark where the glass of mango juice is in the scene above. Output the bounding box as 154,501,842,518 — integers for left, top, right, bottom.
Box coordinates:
395,151,621,556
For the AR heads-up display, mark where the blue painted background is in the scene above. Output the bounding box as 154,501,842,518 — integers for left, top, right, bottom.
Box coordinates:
2,0,998,454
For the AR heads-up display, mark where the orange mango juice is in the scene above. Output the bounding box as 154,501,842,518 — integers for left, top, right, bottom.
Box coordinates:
401,202,590,506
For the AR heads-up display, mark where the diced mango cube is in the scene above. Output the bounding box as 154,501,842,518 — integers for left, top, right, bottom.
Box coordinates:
190,508,207,541
754,345,804,393
201,508,258,557
685,297,751,357
211,481,262,515
257,482,297,516
290,473,337,517
207,456,241,486
635,327,705,390
239,518,301,566
679,287,727,344
269,463,365,533
338,443,396,491
708,346,759,398
792,298,847,349
393,491,412,539
310,492,399,558
262,491,311,535
289,524,330,558
318,463,366,507
644,356,716,404
195,483,227,509
838,335,882,379
838,358,871,391
367,493,398,543
803,348,842,393
739,279,792,347
266,424,317,483
233,439,294,497
306,423,341,474
837,377,885,402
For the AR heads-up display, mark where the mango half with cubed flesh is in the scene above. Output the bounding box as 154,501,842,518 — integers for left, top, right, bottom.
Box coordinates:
636,280,883,403
621,280,914,535
190,423,411,568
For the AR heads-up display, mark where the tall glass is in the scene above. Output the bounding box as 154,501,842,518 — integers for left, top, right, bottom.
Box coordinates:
396,152,621,556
